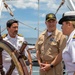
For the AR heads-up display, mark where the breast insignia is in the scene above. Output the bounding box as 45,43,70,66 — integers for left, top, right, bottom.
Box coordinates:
2,34,8,38
73,34,75,39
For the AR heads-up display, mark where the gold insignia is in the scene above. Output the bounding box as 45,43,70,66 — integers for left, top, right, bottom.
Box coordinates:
49,14,53,18
2,34,8,38
73,34,75,39
17,34,23,37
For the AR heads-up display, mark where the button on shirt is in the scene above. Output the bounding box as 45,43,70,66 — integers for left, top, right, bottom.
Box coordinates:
62,30,75,72
36,29,66,62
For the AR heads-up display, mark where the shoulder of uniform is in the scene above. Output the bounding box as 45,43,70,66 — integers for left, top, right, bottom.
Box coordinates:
2,34,8,38
40,30,46,35
56,29,62,34
17,34,23,37
73,34,75,39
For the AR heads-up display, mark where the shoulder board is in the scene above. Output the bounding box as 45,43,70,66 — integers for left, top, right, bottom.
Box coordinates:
2,34,8,38
73,34,75,39
17,34,23,37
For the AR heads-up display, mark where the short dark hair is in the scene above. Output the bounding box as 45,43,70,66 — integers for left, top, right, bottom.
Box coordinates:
6,19,18,28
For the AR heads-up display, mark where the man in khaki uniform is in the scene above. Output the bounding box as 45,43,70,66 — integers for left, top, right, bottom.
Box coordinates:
35,13,66,75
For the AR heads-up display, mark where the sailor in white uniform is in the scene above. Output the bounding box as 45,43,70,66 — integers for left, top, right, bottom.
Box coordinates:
3,34,28,75
2,19,32,75
59,11,75,75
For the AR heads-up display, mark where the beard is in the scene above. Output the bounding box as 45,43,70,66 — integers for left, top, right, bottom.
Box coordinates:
14,31,18,34
13,31,18,36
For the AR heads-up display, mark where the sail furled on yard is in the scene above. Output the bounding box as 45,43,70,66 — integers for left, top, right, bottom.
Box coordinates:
66,0,75,11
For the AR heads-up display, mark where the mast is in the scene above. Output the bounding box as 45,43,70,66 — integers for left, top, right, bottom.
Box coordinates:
38,0,40,38
0,0,3,18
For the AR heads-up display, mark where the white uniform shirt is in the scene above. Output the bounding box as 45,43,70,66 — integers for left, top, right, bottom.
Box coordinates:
2,34,29,74
62,30,75,73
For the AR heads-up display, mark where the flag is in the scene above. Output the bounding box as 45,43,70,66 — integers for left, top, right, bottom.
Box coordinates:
0,0,3,18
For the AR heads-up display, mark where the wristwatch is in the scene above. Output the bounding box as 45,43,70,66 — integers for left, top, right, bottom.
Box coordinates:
50,64,54,68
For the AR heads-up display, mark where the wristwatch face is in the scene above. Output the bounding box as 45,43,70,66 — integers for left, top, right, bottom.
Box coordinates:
50,64,54,68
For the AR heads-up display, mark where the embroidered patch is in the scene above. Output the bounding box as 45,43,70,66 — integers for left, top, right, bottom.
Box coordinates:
49,14,53,18
50,37,56,41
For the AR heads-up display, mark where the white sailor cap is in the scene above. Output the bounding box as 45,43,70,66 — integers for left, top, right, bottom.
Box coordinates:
59,11,75,24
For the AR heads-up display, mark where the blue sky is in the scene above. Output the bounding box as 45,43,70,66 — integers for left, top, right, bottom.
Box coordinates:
0,0,75,38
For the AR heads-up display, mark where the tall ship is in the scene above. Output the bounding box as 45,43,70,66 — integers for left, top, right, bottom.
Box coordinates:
0,0,75,75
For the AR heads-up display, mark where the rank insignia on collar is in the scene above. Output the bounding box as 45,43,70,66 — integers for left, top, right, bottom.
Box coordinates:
73,34,75,39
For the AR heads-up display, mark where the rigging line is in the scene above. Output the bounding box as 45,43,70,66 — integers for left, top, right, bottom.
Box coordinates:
3,0,14,17
2,0,42,32
1,27,6,33
1,19,42,33
67,6,72,11
0,18,42,33
67,0,75,10
37,0,40,37
55,0,65,15
17,19,42,32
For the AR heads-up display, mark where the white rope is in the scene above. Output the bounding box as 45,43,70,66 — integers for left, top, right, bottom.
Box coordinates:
1,27,6,33
1,0,42,33
17,19,42,32
3,0,14,16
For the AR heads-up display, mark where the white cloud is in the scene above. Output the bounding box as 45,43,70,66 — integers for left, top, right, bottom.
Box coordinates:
3,0,74,13
5,0,38,9
4,0,58,10
41,13,45,18
1,0,74,38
